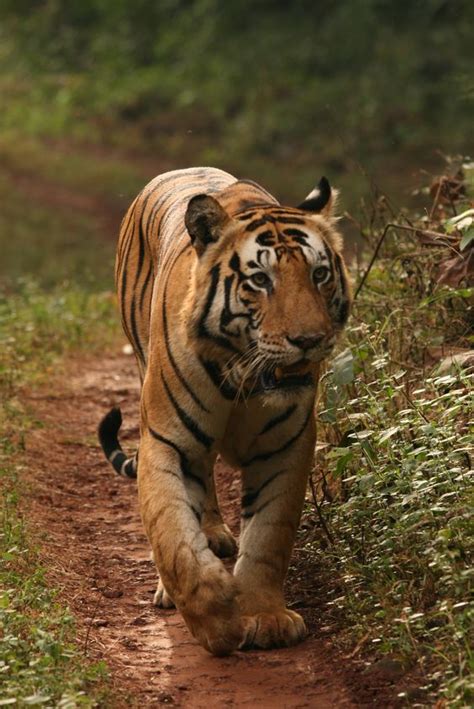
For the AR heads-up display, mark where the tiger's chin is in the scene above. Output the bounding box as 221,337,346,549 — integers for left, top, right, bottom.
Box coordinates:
256,360,316,408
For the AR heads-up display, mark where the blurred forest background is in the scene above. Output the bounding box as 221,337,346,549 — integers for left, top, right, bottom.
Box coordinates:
0,0,473,286
0,0,473,285
0,1,472,706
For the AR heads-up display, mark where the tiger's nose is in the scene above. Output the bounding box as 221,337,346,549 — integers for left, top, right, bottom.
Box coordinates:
287,334,325,351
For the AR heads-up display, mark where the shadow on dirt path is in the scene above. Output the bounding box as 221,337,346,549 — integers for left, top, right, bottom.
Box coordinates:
22,350,391,708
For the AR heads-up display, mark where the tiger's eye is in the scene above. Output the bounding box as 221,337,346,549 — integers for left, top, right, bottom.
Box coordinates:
251,272,271,288
313,266,330,284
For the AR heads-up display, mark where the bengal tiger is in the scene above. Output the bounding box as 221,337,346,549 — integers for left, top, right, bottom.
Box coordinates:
98,167,351,656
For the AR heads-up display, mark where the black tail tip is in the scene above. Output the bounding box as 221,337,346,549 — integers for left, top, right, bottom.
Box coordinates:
98,407,122,442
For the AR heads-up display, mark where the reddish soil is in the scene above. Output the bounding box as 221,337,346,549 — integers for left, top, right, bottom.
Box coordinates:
20,349,409,708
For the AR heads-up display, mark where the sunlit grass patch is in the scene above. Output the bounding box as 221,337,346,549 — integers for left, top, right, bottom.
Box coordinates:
0,280,119,401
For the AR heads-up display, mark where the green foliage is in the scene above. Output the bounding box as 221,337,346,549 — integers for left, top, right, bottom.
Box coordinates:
0,275,120,704
1,474,109,705
320,344,472,703
308,189,473,704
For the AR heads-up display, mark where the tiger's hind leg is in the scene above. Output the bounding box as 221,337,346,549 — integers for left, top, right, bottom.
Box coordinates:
153,577,175,608
201,469,238,558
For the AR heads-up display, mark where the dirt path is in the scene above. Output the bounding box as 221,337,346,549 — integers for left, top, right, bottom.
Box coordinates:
22,350,393,708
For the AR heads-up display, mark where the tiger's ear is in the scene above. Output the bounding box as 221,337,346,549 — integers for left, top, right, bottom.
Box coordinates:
185,194,230,255
297,177,337,217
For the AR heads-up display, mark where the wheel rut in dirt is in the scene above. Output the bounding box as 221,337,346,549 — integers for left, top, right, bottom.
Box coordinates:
23,350,372,707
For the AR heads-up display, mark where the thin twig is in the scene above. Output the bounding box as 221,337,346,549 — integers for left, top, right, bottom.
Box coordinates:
344,630,371,659
399,389,430,424
354,222,394,300
83,592,103,656
354,222,455,300
429,178,444,221
309,469,334,545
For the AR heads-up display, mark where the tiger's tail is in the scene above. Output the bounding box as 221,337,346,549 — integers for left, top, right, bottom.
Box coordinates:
98,407,137,478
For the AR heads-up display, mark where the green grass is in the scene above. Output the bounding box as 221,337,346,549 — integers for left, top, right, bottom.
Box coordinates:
0,281,118,397
318,342,472,703
1,470,110,707
0,282,120,706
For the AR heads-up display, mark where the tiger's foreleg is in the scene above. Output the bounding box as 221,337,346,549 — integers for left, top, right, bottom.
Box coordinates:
137,431,243,655
234,411,316,649
153,469,237,609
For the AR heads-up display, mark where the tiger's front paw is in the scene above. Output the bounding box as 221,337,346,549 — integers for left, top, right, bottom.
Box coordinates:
240,608,307,649
180,565,243,656
204,523,238,558
153,578,175,608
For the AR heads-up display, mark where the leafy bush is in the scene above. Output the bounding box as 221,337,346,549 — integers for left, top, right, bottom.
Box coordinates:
305,167,473,704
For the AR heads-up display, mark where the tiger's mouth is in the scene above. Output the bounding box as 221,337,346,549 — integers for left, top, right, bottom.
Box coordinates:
257,359,313,392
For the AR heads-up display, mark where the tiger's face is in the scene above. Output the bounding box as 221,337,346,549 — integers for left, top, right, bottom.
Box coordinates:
185,179,351,394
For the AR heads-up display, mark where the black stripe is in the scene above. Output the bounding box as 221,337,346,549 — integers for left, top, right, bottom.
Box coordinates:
132,182,163,294
259,404,297,435
338,300,350,324
199,357,237,400
135,212,146,288
241,469,286,509
334,252,346,296
197,265,239,354
162,269,210,413
256,231,275,246
124,458,136,477
322,239,334,268
246,218,269,231
241,492,286,520
282,228,308,238
130,297,146,364
242,407,313,466
161,372,213,450
148,426,206,491
235,210,261,221
118,215,136,344
139,262,153,311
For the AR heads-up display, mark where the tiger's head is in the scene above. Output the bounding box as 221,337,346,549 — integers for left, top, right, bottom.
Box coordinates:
185,177,351,397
